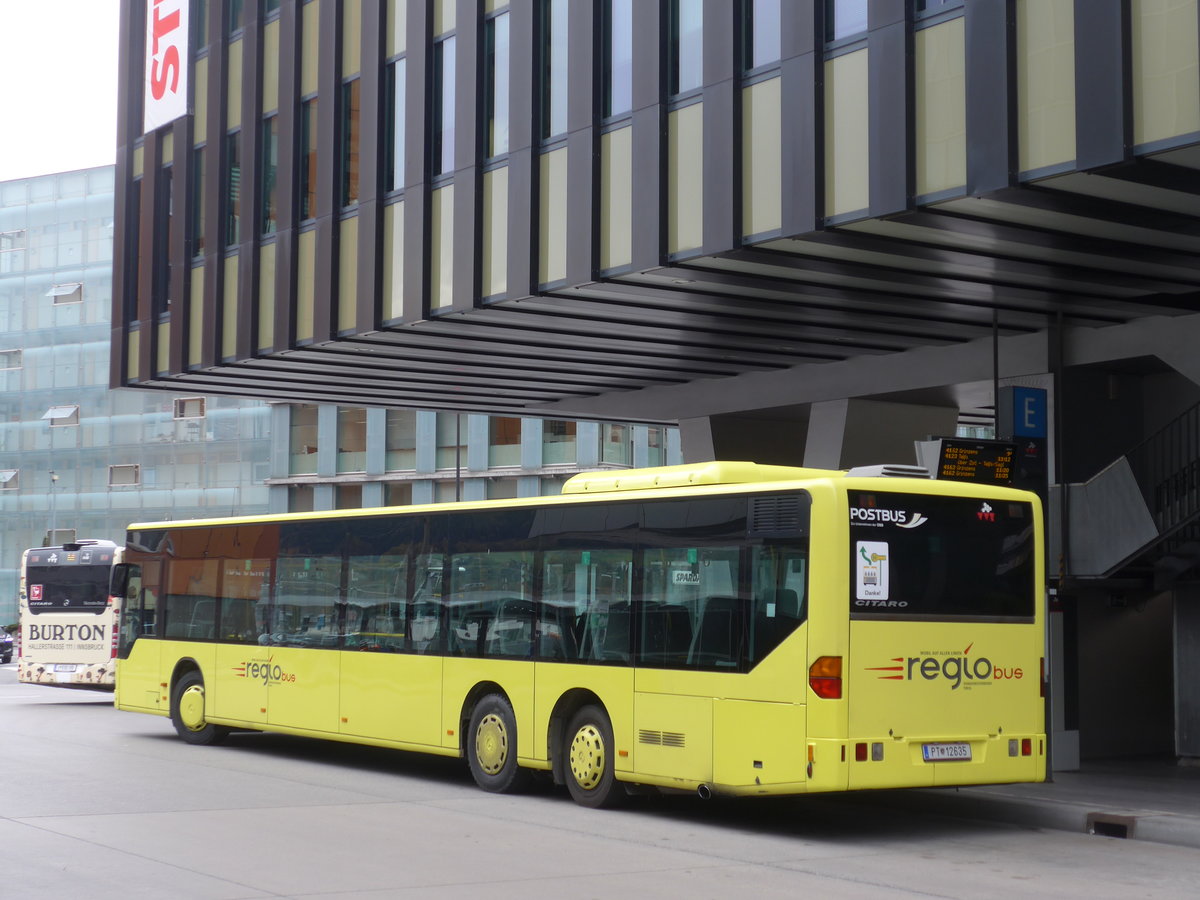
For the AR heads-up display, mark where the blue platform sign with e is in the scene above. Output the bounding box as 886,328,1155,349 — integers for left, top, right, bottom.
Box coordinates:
1010,387,1047,438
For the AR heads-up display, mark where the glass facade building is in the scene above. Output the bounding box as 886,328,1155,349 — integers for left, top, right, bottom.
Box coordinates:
0,167,272,624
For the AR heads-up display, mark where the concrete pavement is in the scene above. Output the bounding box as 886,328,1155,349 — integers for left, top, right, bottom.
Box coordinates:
893,759,1200,851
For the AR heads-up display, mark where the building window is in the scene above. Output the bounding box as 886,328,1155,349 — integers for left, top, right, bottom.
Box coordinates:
601,423,629,465
45,283,83,304
43,405,80,427
225,131,241,245
487,478,519,500
543,420,576,464
385,60,406,191
301,98,318,220
484,12,510,158
0,349,21,370
265,0,281,16
336,483,363,509
0,469,18,490
337,407,367,473
436,412,466,469
226,0,244,36
261,116,278,234
191,145,206,256
744,0,781,70
826,0,868,42
489,416,521,466
432,37,456,177
289,484,315,512
289,403,319,474
0,229,25,273
109,464,142,487
341,79,361,206
603,0,633,118
385,409,417,470
670,0,703,96
384,481,413,506
540,0,568,138
154,165,174,316
192,0,209,52
173,396,206,418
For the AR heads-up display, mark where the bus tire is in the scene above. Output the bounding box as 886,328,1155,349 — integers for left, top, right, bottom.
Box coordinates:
564,705,626,809
170,671,229,746
467,694,529,793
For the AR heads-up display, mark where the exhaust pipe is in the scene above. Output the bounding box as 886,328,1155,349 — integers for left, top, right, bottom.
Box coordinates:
697,783,713,800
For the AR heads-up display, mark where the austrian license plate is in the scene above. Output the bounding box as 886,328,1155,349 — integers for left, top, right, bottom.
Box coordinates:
53,664,78,673
922,742,971,762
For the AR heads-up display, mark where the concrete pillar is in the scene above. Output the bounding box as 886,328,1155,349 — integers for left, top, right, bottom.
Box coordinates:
804,399,958,470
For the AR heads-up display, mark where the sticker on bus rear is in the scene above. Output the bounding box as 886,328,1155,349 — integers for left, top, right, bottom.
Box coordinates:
856,541,889,600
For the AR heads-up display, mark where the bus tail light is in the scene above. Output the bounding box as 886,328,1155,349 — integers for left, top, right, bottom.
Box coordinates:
809,656,842,699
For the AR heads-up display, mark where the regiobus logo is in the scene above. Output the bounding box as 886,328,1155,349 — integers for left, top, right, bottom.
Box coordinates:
866,643,1024,690
233,657,296,685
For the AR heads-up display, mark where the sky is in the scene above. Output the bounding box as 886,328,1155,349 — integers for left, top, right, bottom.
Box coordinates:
0,0,121,182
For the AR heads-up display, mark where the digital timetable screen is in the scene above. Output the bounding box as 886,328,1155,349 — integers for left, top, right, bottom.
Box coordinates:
930,439,1016,485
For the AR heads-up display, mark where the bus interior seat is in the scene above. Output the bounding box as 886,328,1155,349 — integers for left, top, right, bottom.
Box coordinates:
640,604,692,666
688,596,741,667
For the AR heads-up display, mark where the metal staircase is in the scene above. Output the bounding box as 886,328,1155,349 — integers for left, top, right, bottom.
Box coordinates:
1059,402,1200,588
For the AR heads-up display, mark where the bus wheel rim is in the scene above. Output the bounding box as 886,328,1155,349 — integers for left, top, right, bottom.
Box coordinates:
569,724,605,790
179,685,207,732
475,713,508,776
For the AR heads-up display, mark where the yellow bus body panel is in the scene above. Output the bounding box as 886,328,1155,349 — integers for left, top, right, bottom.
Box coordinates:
340,653,443,747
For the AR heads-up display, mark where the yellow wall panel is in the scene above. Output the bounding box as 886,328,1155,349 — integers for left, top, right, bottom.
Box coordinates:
161,131,174,165
227,39,243,129
434,0,455,37
432,185,454,309
915,19,966,196
302,0,320,97
223,255,239,359
483,168,508,298
189,264,204,367
297,229,316,341
601,127,632,270
194,56,209,144
1132,0,1200,146
133,145,144,179
382,201,404,321
343,0,362,77
127,328,139,381
387,0,406,56
1017,0,1075,172
263,20,280,114
825,50,870,216
669,104,704,254
339,216,359,333
156,321,170,374
539,148,568,284
742,78,782,238
258,243,276,351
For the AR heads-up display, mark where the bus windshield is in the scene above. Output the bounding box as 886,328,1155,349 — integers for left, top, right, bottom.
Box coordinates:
848,490,1036,621
24,564,112,614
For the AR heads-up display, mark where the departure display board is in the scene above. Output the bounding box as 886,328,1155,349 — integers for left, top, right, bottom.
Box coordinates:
932,439,1015,485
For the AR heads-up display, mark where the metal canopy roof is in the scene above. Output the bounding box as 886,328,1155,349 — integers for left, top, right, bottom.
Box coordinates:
147,147,1200,423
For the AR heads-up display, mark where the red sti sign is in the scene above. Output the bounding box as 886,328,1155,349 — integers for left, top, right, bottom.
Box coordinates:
143,0,189,133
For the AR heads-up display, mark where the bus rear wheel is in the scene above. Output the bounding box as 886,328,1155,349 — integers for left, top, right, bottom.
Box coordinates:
170,671,229,746
467,694,529,793
564,705,625,808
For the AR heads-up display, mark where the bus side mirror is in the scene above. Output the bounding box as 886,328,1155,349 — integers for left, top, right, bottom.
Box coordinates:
111,563,133,599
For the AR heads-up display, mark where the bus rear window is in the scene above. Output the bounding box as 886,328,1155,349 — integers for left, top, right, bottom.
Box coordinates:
25,565,111,614
848,490,1035,621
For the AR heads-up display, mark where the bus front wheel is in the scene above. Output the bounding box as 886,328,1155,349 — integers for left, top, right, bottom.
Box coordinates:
564,705,625,809
170,671,229,746
467,694,529,793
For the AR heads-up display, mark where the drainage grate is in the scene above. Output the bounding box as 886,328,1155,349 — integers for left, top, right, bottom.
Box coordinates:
1087,813,1137,839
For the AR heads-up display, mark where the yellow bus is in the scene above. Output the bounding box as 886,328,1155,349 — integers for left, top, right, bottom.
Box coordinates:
19,540,123,688
113,462,1045,806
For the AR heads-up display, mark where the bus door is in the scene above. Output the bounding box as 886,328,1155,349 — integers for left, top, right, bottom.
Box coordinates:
114,561,163,711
